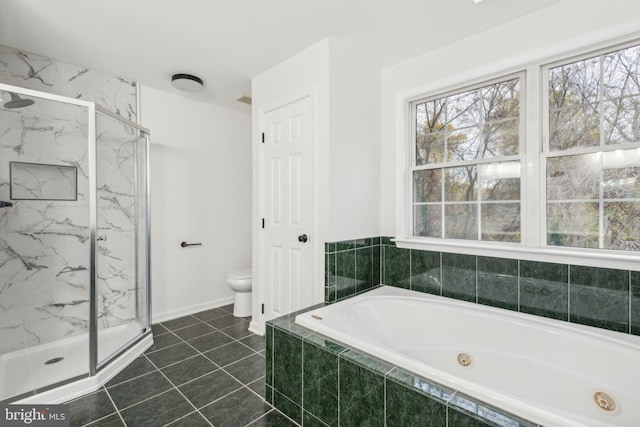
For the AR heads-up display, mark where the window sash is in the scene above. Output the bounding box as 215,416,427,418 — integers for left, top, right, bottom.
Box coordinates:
410,73,525,243
541,41,640,251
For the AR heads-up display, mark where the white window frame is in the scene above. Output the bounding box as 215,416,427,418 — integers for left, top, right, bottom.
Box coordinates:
410,72,525,243
394,34,640,271
541,40,640,251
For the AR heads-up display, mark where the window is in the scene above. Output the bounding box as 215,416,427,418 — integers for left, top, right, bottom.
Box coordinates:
411,75,523,242
407,41,640,254
544,44,640,251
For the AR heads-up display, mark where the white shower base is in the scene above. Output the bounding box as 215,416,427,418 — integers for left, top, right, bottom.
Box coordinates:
0,321,146,402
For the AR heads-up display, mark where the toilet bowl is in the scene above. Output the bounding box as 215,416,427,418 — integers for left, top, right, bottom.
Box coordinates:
227,268,252,317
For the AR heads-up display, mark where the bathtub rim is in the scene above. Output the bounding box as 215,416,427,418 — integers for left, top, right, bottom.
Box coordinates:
298,285,640,349
294,285,640,427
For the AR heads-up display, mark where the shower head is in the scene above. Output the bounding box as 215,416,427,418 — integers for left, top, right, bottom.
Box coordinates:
4,92,35,109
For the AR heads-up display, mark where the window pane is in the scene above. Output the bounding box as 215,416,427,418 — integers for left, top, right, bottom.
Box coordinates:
416,100,446,165
603,45,640,100
549,56,600,108
549,44,640,152
423,99,447,132
604,202,640,250
545,44,640,251
547,154,599,200
444,204,477,240
447,127,480,161
549,55,600,151
416,132,445,165
446,90,480,129
414,169,442,203
603,99,640,145
483,118,519,158
412,76,521,243
547,202,599,248
549,104,600,150
445,166,477,202
414,205,441,237
480,178,520,201
602,150,640,198
481,203,520,242
482,79,520,121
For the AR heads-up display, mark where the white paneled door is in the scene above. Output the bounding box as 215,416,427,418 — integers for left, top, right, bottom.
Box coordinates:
262,96,314,322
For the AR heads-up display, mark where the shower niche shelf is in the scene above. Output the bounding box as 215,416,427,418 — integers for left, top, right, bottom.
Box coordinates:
9,161,77,201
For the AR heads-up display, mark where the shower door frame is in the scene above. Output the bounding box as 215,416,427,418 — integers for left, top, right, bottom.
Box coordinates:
92,104,151,374
0,83,152,385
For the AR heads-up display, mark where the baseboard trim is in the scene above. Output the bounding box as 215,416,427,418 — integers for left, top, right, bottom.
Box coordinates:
152,296,235,324
248,320,264,336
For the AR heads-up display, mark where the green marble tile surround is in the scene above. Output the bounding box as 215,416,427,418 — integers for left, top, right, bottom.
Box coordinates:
325,236,640,336
266,313,539,427
324,237,381,303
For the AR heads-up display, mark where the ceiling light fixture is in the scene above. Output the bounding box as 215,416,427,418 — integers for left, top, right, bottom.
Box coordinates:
474,0,483,3
171,73,204,92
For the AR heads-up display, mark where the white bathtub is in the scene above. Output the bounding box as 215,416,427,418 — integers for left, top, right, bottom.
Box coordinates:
295,286,640,427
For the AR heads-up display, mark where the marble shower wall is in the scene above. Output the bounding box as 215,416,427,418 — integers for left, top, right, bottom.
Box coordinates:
0,45,137,122
0,45,139,355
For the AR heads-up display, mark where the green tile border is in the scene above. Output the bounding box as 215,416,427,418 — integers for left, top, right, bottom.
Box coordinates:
326,235,640,337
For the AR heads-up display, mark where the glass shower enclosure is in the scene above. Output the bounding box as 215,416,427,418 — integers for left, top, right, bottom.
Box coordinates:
0,83,150,402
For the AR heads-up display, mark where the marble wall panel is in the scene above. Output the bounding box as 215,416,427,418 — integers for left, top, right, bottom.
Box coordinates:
0,46,140,355
0,45,137,122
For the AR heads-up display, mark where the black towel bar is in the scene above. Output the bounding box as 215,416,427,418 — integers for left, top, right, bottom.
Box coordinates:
180,242,202,248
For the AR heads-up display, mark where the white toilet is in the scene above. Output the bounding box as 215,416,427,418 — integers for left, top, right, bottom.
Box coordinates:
226,268,252,317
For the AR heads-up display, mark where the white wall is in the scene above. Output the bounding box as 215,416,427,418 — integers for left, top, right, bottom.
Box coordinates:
140,85,252,322
380,0,640,235
328,38,381,240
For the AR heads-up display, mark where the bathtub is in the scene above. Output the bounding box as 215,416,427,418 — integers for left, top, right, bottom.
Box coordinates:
295,286,640,427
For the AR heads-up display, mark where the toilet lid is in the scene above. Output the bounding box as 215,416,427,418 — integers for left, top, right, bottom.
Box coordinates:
228,268,252,280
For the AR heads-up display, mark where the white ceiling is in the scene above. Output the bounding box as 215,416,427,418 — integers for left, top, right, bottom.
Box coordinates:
0,0,560,113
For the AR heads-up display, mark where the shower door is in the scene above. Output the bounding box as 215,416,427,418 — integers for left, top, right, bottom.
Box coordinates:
94,108,150,368
0,88,92,401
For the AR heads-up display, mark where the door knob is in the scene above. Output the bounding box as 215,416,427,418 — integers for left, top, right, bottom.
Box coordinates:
298,234,308,243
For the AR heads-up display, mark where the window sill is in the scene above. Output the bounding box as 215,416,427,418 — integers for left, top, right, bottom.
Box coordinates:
393,238,640,271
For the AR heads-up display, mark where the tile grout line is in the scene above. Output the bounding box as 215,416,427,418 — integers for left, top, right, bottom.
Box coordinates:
242,408,297,427
143,350,214,426
182,333,261,366
149,319,256,366
160,308,236,334
105,363,158,389
196,385,266,420
101,385,127,427
71,310,259,427
164,326,262,388
78,386,125,427
158,317,267,404
164,410,208,426
109,386,175,414
110,318,258,420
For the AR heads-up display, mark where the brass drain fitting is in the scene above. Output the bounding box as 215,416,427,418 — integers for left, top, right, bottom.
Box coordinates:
593,391,618,413
457,352,473,367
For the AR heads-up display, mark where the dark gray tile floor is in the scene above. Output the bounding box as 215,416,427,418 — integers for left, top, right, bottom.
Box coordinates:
66,304,296,427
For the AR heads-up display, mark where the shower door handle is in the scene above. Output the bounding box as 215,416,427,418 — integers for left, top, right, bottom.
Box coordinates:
298,234,308,243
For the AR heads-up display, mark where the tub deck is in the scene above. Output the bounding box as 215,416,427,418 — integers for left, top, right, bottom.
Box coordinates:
294,286,640,427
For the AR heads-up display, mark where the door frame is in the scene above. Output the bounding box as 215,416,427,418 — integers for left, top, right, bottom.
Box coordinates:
251,88,322,335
